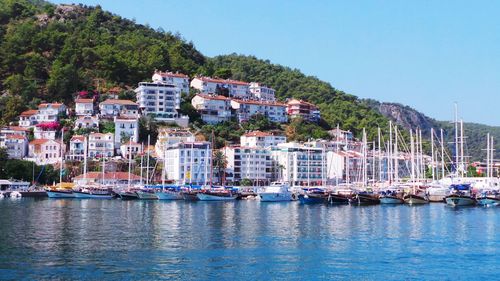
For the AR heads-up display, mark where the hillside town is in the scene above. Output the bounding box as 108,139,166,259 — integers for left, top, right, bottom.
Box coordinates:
0,70,495,189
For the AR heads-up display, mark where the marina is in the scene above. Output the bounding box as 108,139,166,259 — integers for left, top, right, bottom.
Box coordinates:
1,198,499,280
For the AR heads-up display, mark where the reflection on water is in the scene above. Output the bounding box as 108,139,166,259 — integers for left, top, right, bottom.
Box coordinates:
0,199,499,280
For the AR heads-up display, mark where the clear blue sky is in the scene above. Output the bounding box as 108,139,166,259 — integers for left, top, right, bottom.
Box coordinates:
53,0,500,126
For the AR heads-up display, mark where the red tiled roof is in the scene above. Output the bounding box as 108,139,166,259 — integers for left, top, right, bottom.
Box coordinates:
38,103,64,109
196,77,249,86
100,99,137,106
286,98,317,108
74,172,142,180
71,135,85,142
155,71,189,79
29,139,50,145
20,110,38,117
6,134,27,140
75,98,93,103
7,126,30,132
231,99,286,107
243,131,272,137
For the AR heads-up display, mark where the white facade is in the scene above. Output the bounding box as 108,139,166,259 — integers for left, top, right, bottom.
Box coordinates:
28,139,65,165
114,117,139,147
68,135,85,161
270,143,326,187
75,99,94,116
34,126,56,140
191,94,232,124
230,100,288,123
155,128,195,158
73,172,142,188
190,77,250,99
36,103,66,122
163,142,212,185
223,146,272,185
99,99,139,118
249,82,276,101
240,131,287,148
152,71,190,94
1,135,28,159
88,133,114,158
18,110,38,127
135,82,188,126
120,142,142,159
74,115,99,130
0,127,29,147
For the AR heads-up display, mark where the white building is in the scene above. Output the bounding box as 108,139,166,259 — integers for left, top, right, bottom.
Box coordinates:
240,131,287,148
114,117,139,148
249,82,276,101
99,99,139,118
163,142,212,185
1,134,28,159
223,146,272,185
135,82,188,126
155,128,195,158
88,133,114,158
190,77,250,99
270,142,326,187
152,70,190,94
67,135,85,161
74,115,99,130
0,127,29,147
18,110,38,127
73,172,142,188
286,99,321,122
36,103,66,122
28,139,65,165
120,142,142,159
230,99,288,123
33,125,56,140
191,94,232,124
74,98,94,116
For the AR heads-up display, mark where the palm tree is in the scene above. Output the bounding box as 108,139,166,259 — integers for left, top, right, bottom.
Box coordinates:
212,150,227,185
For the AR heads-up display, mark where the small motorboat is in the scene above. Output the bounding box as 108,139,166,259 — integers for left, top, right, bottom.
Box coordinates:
9,191,22,198
0,192,4,199
258,182,293,202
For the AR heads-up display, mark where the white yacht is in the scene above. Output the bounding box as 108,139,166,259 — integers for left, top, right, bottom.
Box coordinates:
257,182,294,202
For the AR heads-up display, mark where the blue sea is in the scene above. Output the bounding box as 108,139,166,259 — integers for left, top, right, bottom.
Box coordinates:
0,199,498,280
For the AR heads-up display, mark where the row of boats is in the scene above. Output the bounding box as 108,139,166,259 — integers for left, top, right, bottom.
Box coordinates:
40,180,500,208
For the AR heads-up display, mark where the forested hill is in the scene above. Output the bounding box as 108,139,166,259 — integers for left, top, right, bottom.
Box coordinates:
0,0,496,159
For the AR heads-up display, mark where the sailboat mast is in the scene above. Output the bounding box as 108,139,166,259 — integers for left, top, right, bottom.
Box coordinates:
83,136,88,185
410,130,415,185
394,125,399,183
487,133,490,179
440,129,445,179
454,103,459,175
431,128,435,181
460,119,464,177
419,128,423,181
59,128,64,186
162,143,166,190
128,139,132,189
378,127,382,183
140,143,144,186
146,135,150,186
389,121,393,183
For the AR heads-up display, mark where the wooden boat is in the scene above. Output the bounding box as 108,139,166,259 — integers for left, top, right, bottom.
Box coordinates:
117,191,139,200
298,191,327,204
136,190,159,200
404,194,429,204
73,188,113,199
156,190,183,200
19,190,48,198
181,190,200,201
196,190,237,201
445,194,476,206
380,195,404,204
352,192,380,205
46,189,75,199
327,193,350,204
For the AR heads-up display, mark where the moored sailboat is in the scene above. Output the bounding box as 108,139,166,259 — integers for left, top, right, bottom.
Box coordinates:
445,184,476,206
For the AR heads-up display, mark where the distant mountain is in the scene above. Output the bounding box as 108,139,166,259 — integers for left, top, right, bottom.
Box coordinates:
365,99,500,161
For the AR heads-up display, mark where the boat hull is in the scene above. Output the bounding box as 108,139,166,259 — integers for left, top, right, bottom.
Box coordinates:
182,192,199,201
298,193,327,204
258,192,293,202
20,191,48,198
445,195,476,206
136,191,159,200
73,191,113,199
380,196,404,204
477,197,500,207
353,194,380,205
118,192,139,200
196,193,237,201
404,194,429,205
46,190,75,198
156,191,183,200
328,194,350,204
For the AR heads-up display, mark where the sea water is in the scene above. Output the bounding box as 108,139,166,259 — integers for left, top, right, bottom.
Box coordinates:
0,199,498,280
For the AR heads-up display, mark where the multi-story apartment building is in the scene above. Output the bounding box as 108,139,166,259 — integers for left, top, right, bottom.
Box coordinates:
152,70,190,94
230,99,288,123
240,131,287,148
223,146,272,185
191,94,232,124
1,135,28,159
135,82,188,126
88,133,114,158
286,98,321,122
114,117,139,148
67,135,85,161
190,77,250,99
99,99,139,118
0,127,29,148
28,139,65,165
36,103,66,122
270,142,326,187
18,110,38,127
249,82,276,101
120,142,142,159
33,125,57,140
163,142,212,185
155,128,195,158
74,115,99,130
74,98,94,116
